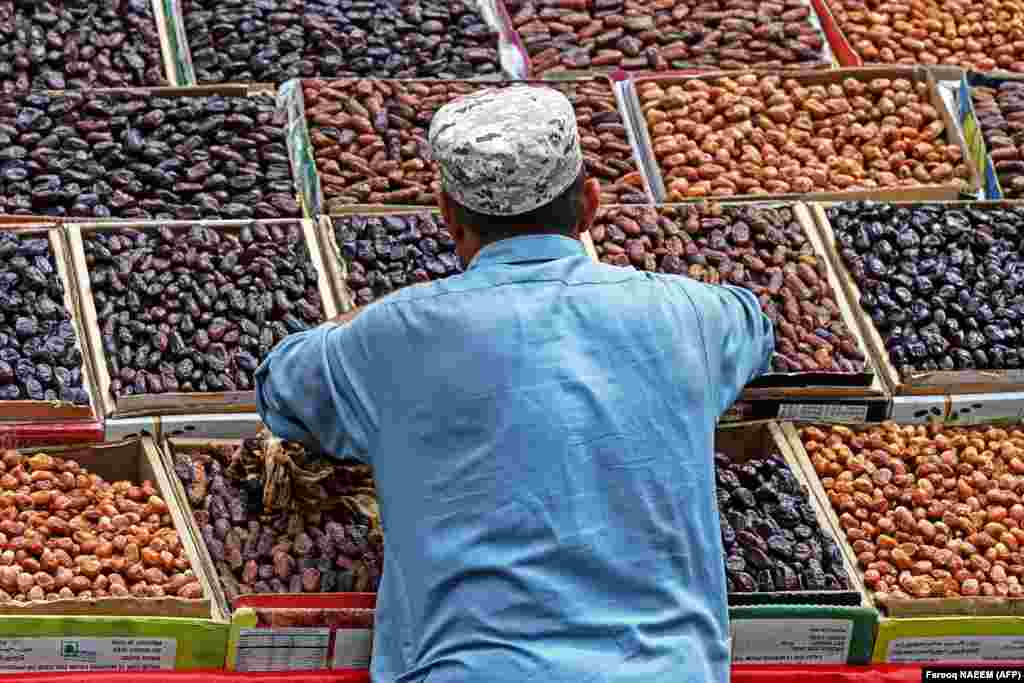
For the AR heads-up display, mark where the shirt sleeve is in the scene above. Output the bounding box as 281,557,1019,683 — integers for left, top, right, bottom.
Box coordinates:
255,323,374,463
690,283,775,415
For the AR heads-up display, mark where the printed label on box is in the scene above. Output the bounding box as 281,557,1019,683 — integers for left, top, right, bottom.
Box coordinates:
730,619,853,664
236,628,330,672
0,637,175,672
332,629,372,669
777,403,869,424
887,636,1024,663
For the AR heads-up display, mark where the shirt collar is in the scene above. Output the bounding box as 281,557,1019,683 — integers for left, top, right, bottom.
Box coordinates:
466,235,586,271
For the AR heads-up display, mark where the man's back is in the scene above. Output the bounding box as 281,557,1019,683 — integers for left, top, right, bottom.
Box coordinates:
256,235,773,683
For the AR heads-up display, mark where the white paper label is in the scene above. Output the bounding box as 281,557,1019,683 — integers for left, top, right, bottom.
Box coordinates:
777,403,869,424
235,628,330,672
0,637,176,672
332,629,372,669
730,619,853,664
886,636,1024,663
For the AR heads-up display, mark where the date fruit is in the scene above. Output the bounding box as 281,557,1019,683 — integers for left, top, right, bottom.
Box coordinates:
638,73,971,200
0,231,89,405
506,0,828,75
717,451,851,596
0,446,201,603
973,83,1024,198
589,203,869,374
828,202,1024,376
0,91,299,220
183,0,500,84
84,221,324,399
0,0,166,94
803,422,1024,603
332,212,459,307
828,0,1024,71
171,431,382,606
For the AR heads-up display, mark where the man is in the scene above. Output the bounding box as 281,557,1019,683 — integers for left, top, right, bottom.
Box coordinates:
256,86,774,683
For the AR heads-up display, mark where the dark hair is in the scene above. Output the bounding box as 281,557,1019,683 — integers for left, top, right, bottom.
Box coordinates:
447,171,586,244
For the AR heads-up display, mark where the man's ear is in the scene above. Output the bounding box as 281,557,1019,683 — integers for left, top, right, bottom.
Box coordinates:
576,178,602,237
438,191,464,243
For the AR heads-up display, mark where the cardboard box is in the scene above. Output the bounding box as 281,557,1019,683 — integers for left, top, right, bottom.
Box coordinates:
810,200,1024,396
957,71,1024,200
167,0,527,86
283,76,650,218
626,66,981,204
0,223,99,423
226,594,375,672
66,219,338,419
715,421,862,607
586,202,878,391
784,421,1024,622
729,604,878,665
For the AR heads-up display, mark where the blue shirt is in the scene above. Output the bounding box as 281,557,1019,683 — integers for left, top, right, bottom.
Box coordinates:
256,234,774,683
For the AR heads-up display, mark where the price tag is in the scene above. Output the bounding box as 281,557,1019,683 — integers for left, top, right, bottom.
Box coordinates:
887,636,1024,663
730,619,852,665
777,403,868,423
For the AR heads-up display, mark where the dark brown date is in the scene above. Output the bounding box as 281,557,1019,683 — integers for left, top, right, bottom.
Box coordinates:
506,0,828,75
0,0,166,93
0,91,300,220
590,203,869,374
332,212,460,307
84,222,323,398
183,0,500,84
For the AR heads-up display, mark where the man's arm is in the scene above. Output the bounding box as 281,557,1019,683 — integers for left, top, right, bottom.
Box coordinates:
254,319,375,463
691,284,775,415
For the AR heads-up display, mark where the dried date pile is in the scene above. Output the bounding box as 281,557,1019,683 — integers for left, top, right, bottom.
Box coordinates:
304,78,645,213
0,448,202,602
333,212,459,307
0,0,166,94
828,202,1024,375
638,74,971,200
973,83,1024,198
828,0,1024,71
172,432,382,602
506,0,827,75
590,204,868,374
83,222,324,399
804,423,1024,602
717,452,850,594
0,91,299,220
182,0,500,84
0,232,89,405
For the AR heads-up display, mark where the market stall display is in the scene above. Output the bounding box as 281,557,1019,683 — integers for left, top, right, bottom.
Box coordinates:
162,433,382,617
971,81,1024,199
175,0,503,85
818,0,1024,71
69,219,336,418
0,88,300,219
792,421,1024,607
589,202,872,384
0,437,215,615
715,423,858,604
633,69,975,201
505,0,830,75
320,212,459,310
0,0,170,93
816,201,1024,395
0,226,93,420
295,76,646,215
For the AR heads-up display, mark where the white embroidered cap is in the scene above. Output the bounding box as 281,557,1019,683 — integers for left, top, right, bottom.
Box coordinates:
428,85,583,216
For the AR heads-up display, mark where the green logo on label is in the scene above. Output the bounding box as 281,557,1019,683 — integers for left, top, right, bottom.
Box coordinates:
61,641,80,658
